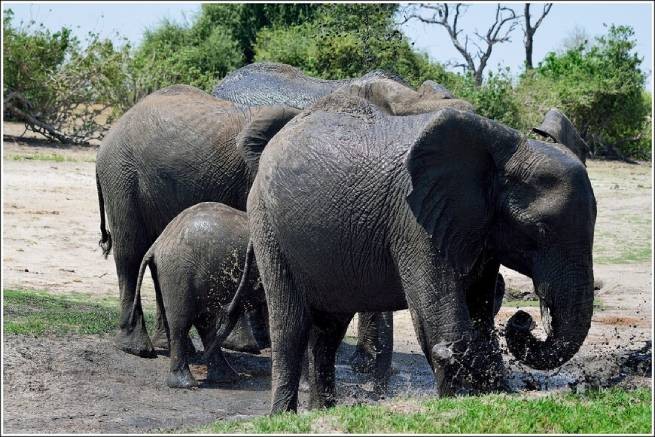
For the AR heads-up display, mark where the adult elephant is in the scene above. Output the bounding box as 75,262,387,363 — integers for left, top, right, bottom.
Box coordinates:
213,62,473,381
96,85,299,357
238,92,597,413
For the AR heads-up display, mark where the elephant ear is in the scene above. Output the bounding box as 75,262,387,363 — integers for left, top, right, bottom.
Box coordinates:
237,106,301,176
532,108,589,164
406,108,517,275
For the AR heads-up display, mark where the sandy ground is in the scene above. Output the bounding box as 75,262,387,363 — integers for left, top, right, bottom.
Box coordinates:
2,123,653,433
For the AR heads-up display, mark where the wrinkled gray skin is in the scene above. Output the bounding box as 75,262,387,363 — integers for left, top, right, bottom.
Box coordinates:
130,202,264,388
213,62,473,382
243,92,597,413
213,62,409,109
96,85,298,357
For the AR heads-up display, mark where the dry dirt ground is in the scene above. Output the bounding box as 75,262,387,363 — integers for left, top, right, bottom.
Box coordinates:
2,123,653,433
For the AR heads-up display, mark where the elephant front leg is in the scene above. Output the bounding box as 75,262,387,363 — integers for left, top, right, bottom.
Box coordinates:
150,299,170,349
465,261,507,392
399,254,499,396
349,312,393,390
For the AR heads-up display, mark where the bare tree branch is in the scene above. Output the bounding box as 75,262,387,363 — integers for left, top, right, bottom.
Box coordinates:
523,3,553,69
403,3,519,85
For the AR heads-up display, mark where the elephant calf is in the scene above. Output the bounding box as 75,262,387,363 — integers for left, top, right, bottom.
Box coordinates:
130,202,263,388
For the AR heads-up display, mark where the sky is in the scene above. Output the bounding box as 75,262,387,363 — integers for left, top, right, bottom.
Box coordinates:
3,1,653,90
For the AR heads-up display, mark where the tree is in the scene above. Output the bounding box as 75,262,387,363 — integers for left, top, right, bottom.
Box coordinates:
534,24,650,159
194,3,319,63
254,3,451,87
3,9,132,144
522,3,552,69
130,18,242,97
402,3,519,85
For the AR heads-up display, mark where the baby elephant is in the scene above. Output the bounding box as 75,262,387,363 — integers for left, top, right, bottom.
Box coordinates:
130,202,263,388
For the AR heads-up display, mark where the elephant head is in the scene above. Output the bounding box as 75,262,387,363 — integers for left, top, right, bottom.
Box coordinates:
341,77,474,116
533,108,590,164
406,108,597,371
417,80,455,100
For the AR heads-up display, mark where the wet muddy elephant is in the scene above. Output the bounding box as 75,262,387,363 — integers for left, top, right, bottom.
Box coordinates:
213,62,474,381
96,85,299,357
240,92,596,413
131,202,264,388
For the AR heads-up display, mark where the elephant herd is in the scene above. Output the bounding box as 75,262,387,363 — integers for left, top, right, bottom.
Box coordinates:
95,62,597,414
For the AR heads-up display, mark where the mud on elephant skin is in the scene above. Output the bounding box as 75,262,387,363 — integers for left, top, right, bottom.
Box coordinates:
96,85,299,357
243,91,596,413
129,202,264,388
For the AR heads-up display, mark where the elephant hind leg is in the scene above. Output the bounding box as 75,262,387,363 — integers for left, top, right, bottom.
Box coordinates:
165,322,198,389
308,311,353,410
197,320,239,384
253,237,310,413
112,235,156,358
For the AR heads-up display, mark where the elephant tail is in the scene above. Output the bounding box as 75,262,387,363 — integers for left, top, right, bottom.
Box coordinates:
129,247,154,329
96,171,112,258
203,239,255,361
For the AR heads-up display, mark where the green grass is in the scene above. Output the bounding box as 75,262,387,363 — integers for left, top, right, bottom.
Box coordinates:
197,388,652,434
3,289,154,335
8,152,95,163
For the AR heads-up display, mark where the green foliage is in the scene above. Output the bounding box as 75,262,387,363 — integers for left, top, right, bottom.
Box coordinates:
254,3,449,88
195,3,319,63
532,25,651,159
2,9,73,110
130,19,242,97
3,5,651,159
3,289,155,336
197,388,652,434
3,9,133,143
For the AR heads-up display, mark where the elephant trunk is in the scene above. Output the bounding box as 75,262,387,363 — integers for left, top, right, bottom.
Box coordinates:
505,257,594,370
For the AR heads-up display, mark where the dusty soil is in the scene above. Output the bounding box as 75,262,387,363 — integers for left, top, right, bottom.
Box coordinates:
2,124,653,433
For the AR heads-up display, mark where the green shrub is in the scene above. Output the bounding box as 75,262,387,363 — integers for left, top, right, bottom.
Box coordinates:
130,19,242,98
3,9,133,143
532,24,651,159
254,24,319,76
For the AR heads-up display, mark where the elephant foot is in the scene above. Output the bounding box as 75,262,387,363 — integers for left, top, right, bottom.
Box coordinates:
114,328,156,358
349,345,375,374
222,316,261,355
207,362,240,384
432,341,507,396
150,329,169,350
166,368,198,389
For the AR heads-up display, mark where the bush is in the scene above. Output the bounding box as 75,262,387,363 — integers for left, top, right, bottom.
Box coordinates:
532,24,651,159
129,19,242,98
3,9,133,144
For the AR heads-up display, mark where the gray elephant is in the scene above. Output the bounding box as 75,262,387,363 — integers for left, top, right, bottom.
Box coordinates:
213,62,473,115
130,202,263,388
234,91,596,413
213,62,408,109
213,62,473,382
96,85,299,357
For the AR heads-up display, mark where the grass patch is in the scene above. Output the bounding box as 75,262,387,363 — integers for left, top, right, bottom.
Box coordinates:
198,388,652,434
8,152,95,163
3,289,154,335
